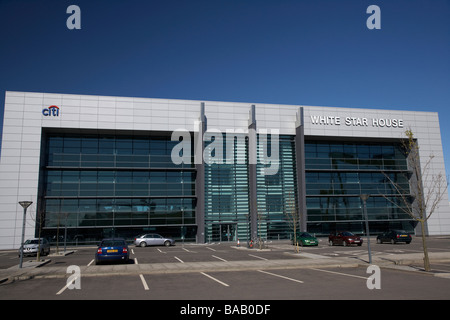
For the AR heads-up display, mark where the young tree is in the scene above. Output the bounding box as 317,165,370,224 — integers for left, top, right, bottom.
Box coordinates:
383,130,448,271
285,191,300,253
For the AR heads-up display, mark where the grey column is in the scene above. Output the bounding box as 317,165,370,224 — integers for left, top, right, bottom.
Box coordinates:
248,105,258,240
195,102,206,243
295,107,307,232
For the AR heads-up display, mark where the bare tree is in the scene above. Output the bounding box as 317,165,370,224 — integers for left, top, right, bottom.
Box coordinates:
383,130,448,271
285,191,300,253
256,210,267,250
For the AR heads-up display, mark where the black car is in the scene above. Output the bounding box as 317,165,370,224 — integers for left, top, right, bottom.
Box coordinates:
377,230,412,244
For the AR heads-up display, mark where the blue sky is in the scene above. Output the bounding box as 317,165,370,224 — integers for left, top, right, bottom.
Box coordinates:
0,0,449,175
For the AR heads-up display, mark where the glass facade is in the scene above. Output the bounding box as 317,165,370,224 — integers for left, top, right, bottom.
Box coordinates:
203,134,298,242
204,133,250,242
37,129,416,244
305,140,415,235
256,135,298,240
39,131,197,244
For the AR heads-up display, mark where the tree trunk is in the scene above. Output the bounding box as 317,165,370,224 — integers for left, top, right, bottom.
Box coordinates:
420,219,431,272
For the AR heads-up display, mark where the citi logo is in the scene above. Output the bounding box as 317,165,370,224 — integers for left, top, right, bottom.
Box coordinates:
42,105,60,117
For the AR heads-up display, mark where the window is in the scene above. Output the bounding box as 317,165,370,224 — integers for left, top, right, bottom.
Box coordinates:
42,132,196,240
305,140,413,235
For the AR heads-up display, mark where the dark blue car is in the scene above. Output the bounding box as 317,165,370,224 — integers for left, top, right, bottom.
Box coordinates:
95,238,129,265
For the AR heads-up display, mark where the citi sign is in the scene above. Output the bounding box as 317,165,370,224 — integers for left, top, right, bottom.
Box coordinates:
42,105,60,117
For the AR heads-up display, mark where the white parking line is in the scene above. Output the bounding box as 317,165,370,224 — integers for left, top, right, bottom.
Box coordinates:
257,270,304,284
174,256,184,263
139,274,149,290
206,247,217,252
131,248,135,255
212,255,228,262
56,276,78,295
200,272,229,287
311,268,367,279
249,254,268,261
87,259,94,266
134,258,138,264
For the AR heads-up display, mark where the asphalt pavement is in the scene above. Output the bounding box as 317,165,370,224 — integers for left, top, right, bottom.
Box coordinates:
2,237,450,283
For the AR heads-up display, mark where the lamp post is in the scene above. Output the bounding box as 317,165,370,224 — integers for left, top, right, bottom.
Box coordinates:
18,201,33,268
360,194,372,264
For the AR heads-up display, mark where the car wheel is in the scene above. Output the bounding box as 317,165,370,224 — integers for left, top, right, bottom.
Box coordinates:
140,241,147,247
164,240,171,247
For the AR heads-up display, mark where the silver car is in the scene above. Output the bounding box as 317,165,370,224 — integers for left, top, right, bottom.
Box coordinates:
19,238,51,256
134,234,175,247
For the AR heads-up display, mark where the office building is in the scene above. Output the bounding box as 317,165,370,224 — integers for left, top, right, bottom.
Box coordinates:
0,91,448,249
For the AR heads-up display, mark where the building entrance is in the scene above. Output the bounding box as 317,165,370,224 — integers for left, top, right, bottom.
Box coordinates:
212,224,236,242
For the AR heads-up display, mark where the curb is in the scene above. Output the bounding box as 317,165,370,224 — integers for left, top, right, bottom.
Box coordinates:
0,259,52,284
2,258,360,281
434,273,450,279
2,250,450,283
48,250,75,257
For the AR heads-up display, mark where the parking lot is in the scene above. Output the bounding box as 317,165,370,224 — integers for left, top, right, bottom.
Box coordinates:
2,235,450,268
1,236,450,301
1,262,450,301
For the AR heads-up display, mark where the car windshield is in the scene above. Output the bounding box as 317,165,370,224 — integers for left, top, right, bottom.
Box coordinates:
24,239,40,245
299,232,313,237
100,240,126,247
341,232,354,236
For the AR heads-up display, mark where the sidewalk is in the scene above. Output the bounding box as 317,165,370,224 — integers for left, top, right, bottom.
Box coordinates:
2,250,450,283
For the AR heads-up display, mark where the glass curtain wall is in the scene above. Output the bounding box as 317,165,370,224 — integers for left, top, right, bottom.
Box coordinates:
39,131,196,244
203,133,298,242
256,135,298,240
204,133,249,242
305,140,415,235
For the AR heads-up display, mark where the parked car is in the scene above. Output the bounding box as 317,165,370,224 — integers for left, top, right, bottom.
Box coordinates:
134,233,175,247
294,232,319,246
95,238,129,265
329,231,363,246
377,230,412,244
19,238,50,257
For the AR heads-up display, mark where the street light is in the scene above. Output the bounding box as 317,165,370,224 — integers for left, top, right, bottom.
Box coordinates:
18,201,33,268
360,194,372,264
